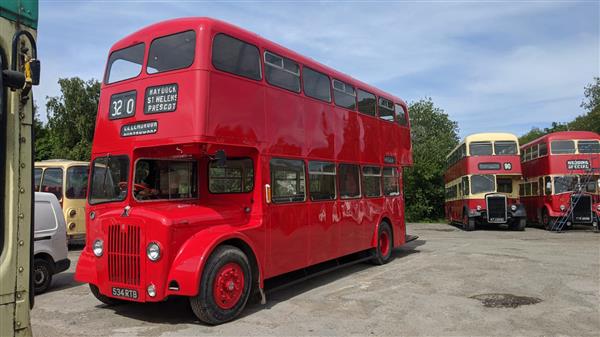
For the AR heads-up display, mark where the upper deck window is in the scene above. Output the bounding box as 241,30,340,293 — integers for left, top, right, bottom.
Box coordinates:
212,34,261,80
494,141,517,155
551,140,575,154
539,142,548,156
264,51,300,92
303,67,331,102
394,103,407,126
332,79,356,110
66,166,89,199
147,30,196,74
133,159,198,201
357,89,376,116
469,142,493,156
89,156,129,205
378,97,394,122
578,140,600,153
105,43,145,84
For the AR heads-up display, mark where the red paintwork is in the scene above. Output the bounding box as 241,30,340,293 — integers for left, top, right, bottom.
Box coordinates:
520,131,600,222
444,155,522,183
75,17,412,303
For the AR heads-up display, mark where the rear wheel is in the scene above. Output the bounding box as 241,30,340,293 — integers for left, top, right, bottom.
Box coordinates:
371,222,393,265
33,258,52,294
190,245,252,325
89,284,123,306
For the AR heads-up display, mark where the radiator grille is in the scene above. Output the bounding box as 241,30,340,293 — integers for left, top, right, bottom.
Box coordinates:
486,195,507,223
108,224,141,285
572,194,592,223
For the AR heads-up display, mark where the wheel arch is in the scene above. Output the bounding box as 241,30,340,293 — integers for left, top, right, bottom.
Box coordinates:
34,252,56,273
371,216,394,248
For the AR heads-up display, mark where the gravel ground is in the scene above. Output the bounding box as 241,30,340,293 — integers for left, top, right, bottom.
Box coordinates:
31,223,600,336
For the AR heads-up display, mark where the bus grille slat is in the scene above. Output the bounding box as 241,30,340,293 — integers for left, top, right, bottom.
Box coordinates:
108,224,140,286
486,195,507,223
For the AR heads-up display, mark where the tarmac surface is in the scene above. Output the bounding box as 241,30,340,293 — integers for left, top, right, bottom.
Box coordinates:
31,223,600,336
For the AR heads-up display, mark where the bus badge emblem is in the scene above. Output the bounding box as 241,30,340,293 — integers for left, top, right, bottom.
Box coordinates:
503,162,512,170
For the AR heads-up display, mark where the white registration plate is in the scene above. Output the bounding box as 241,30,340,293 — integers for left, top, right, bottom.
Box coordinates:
112,287,138,300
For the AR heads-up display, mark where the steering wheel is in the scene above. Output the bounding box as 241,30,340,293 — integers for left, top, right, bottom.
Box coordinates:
118,182,147,192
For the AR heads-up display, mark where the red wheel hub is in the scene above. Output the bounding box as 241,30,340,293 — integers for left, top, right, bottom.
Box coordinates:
380,231,390,256
213,262,244,310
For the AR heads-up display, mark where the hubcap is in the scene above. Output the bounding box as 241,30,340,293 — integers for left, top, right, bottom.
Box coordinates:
213,262,244,310
380,231,390,257
34,267,45,286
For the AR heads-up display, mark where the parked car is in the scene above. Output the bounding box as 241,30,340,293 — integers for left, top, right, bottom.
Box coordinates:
33,192,70,294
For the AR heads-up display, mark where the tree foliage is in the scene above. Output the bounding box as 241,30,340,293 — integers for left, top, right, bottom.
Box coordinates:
35,77,100,161
519,77,600,144
404,98,459,222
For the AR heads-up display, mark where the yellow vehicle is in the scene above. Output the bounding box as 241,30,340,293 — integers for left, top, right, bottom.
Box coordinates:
34,160,89,245
1,0,40,336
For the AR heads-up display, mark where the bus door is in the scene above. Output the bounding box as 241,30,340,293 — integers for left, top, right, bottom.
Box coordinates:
267,158,309,276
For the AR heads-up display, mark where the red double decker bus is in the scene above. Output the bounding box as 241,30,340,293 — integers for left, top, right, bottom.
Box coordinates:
444,133,526,231
75,18,413,324
520,131,600,230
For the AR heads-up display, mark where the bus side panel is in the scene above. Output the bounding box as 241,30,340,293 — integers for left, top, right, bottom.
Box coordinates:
305,98,335,159
207,72,264,146
265,87,304,157
307,200,340,266
267,203,309,278
336,107,360,162
358,115,380,164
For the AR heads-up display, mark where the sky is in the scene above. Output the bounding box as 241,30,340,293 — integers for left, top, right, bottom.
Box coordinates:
34,0,599,138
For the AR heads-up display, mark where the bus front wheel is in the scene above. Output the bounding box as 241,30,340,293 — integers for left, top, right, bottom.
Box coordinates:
190,245,252,325
371,222,393,265
542,210,556,231
463,212,475,231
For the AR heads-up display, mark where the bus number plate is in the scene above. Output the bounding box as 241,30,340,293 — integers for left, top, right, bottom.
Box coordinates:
109,91,137,120
112,287,138,299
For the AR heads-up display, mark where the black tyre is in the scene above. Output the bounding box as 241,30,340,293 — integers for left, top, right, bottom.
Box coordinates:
89,284,124,306
190,245,252,325
33,258,53,294
510,218,526,231
371,222,393,265
463,211,475,231
542,210,556,231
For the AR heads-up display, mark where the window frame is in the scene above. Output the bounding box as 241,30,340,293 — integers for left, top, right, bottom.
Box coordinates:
211,33,262,81
550,140,576,154
577,140,600,154
65,165,89,200
40,167,64,200
377,96,395,122
394,103,408,126
146,30,196,75
383,166,400,196
104,42,146,85
270,158,307,204
208,157,255,194
332,78,357,110
132,157,199,203
89,155,130,205
308,161,337,201
356,88,377,117
263,50,301,93
34,167,43,192
469,141,494,156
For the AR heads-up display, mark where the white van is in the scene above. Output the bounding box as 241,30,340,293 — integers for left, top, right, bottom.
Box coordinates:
34,192,70,294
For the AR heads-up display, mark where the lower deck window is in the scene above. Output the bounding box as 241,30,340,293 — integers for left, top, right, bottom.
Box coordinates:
133,159,197,201
362,166,382,197
308,161,336,201
271,158,306,203
209,159,254,193
496,178,513,193
339,164,361,199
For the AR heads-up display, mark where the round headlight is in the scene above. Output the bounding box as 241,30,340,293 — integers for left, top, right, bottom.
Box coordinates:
146,242,161,261
147,284,156,297
511,204,517,212
476,205,482,211
93,239,103,257
560,205,566,211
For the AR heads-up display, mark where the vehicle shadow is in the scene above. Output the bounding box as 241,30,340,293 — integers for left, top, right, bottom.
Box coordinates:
105,239,425,325
39,272,83,295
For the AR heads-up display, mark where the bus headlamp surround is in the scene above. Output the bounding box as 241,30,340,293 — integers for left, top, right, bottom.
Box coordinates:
146,242,161,262
510,204,517,212
93,239,104,257
560,205,566,211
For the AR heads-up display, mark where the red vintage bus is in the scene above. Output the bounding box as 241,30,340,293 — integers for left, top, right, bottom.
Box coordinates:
520,131,600,230
444,133,526,231
74,18,413,324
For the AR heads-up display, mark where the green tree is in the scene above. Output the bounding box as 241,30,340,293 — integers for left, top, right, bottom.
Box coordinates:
404,98,459,222
45,77,100,161
33,107,52,161
580,77,600,112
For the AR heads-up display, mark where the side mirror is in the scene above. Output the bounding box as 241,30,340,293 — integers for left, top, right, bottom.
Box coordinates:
214,149,226,167
29,59,41,86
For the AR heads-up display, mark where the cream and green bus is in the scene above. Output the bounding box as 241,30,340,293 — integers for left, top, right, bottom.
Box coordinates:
35,160,89,244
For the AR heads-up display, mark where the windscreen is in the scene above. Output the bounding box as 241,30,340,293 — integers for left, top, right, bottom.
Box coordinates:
494,141,517,155
105,43,145,84
66,166,89,199
147,30,196,74
133,159,198,201
554,176,577,194
471,174,495,194
89,156,129,204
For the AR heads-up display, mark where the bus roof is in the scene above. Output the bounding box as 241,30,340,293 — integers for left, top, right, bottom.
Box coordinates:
520,131,600,149
107,17,406,107
447,132,519,159
35,160,89,169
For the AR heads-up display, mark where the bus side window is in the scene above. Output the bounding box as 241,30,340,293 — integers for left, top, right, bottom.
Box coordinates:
544,176,552,195
212,33,262,81
209,158,254,194
339,164,361,199
308,161,336,201
462,176,469,196
40,168,63,201
270,158,306,203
